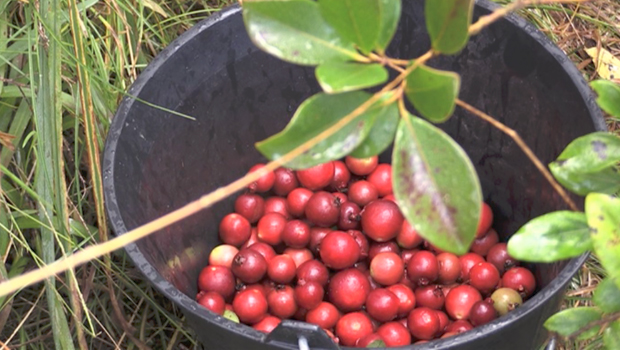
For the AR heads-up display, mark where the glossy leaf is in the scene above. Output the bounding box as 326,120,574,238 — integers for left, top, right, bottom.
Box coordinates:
242,0,359,66
425,0,474,54
367,340,386,348
586,193,620,290
549,132,620,195
392,113,482,255
349,99,399,158
549,165,620,196
405,65,460,122
318,0,381,54
256,92,377,169
544,307,603,340
375,0,401,53
591,80,620,118
507,211,591,263
316,62,388,94
593,278,620,313
604,320,620,350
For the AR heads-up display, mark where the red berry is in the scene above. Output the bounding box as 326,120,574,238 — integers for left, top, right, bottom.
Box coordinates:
234,194,265,224
247,242,276,263
437,252,461,284
445,285,482,320
319,231,360,270
273,168,298,196
407,251,439,286
267,255,297,284
459,252,485,282
469,262,500,295
407,307,440,340
257,212,286,246
397,220,424,249
370,252,404,286
248,164,275,193
470,299,498,326
297,162,335,190
308,227,331,255
367,164,393,197
306,302,341,329
283,248,313,268
386,284,416,318
264,197,291,219
209,244,239,269
297,259,330,287
368,241,400,261
219,213,251,247
445,319,474,334
295,281,325,310
338,202,361,230
435,310,449,337
233,289,268,324
348,180,379,207
198,265,236,300
415,285,445,310
487,243,519,275
286,188,313,218
332,191,348,204
335,312,374,346
477,202,493,238
356,333,385,348
330,160,351,190
267,286,298,319
377,321,411,347
329,268,371,312
345,156,378,176
365,288,400,322
305,191,340,227
253,315,281,333
470,228,500,257
242,227,259,250
401,249,418,265
282,219,311,248
197,291,226,315
361,200,404,242
346,230,369,261
231,249,267,284
502,267,536,298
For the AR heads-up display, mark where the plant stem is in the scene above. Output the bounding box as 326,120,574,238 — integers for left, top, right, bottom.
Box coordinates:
455,99,579,211
567,311,620,340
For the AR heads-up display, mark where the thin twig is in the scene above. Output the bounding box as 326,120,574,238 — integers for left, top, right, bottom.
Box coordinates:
567,311,620,340
455,99,578,211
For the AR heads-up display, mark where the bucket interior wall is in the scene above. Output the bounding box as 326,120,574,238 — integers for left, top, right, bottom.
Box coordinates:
105,1,603,349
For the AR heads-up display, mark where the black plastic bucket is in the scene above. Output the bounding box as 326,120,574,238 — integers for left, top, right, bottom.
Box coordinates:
103,1,605,349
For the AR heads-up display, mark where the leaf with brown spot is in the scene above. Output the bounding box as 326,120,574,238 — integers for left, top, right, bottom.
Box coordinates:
586,193,620,290
392,113,482,255
425,0,474,55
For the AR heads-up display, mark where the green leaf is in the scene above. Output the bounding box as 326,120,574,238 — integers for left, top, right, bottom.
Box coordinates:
549,165,620,196
544,307,603,340
242,0,359,66
586,193,620,290
256,92,379,169
223,310,240,323
549,132,620,196
392,113,482,255
591,80,620,118
316,62,388,94
507,211,591,263
375,0,401,53
318,0,381,54
604,320,620,350
405,65,460,122
367,339,386,348
349,100,399,158
425,0,474,54
593,278,620,313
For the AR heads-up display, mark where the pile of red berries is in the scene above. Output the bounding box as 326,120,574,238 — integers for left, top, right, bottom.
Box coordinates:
196,156,537,347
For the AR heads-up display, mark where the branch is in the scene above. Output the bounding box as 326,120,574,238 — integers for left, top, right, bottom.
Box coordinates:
455,99,578,211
